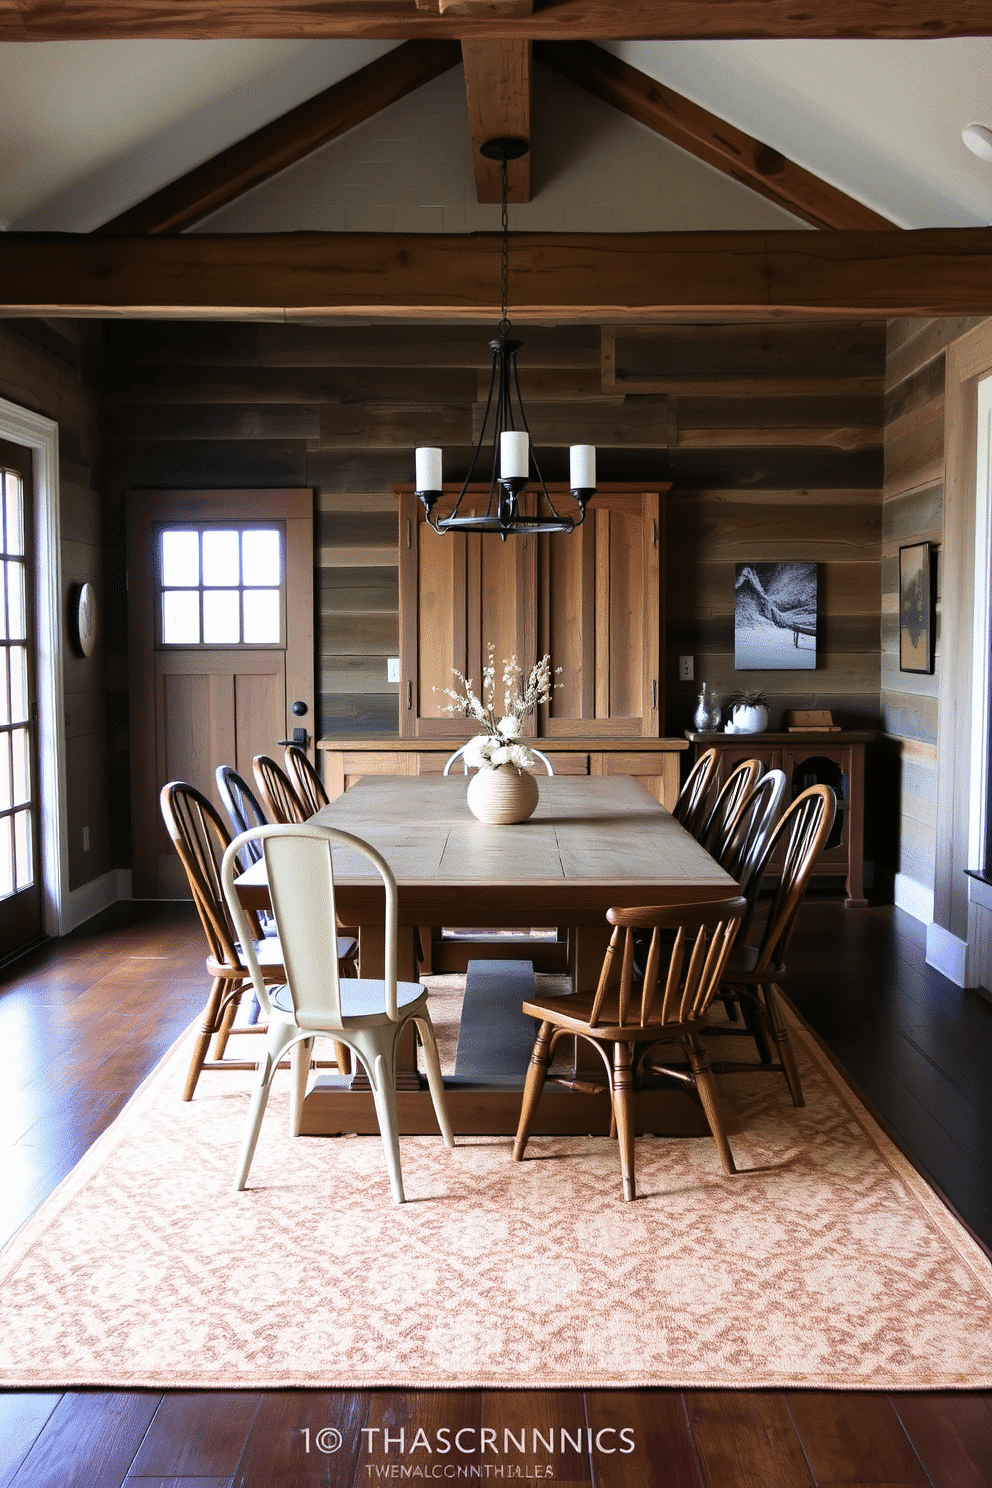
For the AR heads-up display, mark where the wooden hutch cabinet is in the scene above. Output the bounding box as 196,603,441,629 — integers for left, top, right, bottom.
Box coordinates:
318,484,691,810
394,484,669,740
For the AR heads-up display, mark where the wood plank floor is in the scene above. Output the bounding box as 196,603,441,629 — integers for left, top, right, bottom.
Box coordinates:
1,899,991,1488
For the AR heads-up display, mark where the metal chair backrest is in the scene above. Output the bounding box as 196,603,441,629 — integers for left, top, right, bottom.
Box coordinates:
284,744,329,815
215,765,269,865
591,896,746,1030
161,781,258,969
253,753,307,824
673,747,719,838
700,758,764,856
443,743,555,776
222,822,401,1030
746,784,837,974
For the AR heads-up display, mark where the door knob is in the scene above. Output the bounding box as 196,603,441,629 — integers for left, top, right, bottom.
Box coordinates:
291,700,308,716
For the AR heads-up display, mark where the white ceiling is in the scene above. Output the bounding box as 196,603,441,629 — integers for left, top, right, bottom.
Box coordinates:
1,35,991,232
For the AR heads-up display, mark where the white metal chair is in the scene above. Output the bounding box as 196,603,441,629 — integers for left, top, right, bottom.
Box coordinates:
443,744,555,775
221,821,453,1202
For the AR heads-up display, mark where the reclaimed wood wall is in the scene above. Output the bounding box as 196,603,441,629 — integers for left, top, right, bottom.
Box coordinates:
0,319,110,892
880,316,984,916
102,317,886,858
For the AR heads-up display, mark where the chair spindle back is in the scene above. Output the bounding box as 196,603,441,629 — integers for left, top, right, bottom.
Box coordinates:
284,744,329,815
589,896,746,1030
673,747,720,839
161,782,259,969
747,784,837,974
253,754,307,824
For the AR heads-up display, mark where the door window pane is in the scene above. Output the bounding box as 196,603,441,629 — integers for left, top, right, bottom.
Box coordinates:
6,562,24,642
159,523,284,647
161,530,200,588
202,530,241,588
0,566,7,642
14,810,32,891
242,589,280,643
8,647,25,724
242,529,281,587
12,727,30,806
162,591,200,645
0,817,12,899
5,479,23,557
202,590,240,644
0,733,10,811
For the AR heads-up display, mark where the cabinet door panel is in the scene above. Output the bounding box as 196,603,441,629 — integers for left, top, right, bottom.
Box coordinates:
544,490,662,737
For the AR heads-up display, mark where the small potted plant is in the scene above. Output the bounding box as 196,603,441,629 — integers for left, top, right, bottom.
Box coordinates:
730,688,769,734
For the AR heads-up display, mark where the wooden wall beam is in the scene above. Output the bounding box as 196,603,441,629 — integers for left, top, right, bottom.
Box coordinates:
96,41,462,235
4,0,992,42
534,42,896,231
462,41,532,204
3,230,992,319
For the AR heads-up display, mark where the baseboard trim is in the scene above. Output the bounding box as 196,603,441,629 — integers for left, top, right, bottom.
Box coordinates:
926,921,969,987
65,869,132,933
893,873,934,925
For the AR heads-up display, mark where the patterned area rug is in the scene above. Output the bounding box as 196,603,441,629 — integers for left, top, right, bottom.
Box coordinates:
1,980,992,1390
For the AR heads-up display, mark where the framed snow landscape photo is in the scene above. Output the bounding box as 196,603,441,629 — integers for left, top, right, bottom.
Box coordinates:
735,562,817,670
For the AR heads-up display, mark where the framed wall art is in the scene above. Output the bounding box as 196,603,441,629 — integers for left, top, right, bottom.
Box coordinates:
899,541,933,674
734,562,817,671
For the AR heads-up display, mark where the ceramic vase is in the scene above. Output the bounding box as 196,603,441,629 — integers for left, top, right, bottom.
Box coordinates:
730,702,769,734
466,763,539,824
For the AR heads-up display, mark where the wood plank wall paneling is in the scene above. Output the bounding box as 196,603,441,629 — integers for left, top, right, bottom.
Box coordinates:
0,318,111,890
102,318,886,861
879,315,985,909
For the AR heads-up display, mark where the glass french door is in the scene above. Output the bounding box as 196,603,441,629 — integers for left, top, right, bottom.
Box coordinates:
0,440,41,957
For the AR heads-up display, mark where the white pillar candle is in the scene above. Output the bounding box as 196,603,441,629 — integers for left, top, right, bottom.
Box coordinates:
500,430,529,480
570,444,596,489
415,446,442,491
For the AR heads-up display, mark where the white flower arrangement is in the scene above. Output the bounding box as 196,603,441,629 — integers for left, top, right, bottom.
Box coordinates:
435,647,560,772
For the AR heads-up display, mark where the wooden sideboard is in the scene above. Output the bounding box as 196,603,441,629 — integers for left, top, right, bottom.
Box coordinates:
317,737,689,811
685,730,875,907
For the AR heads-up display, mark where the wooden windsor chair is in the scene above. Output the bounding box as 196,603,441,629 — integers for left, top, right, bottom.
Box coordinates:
700,757,764,857
160,781,287,1101
285,743,330,814
253,753,307,824
708,784,837,1107
513,894,747,1199
672,746,720,839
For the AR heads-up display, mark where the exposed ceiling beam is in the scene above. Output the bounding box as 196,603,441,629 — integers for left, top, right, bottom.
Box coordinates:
462,41,532,204
535,42,896,232
3,0,992,41
95,41,461,235
2,230,991,319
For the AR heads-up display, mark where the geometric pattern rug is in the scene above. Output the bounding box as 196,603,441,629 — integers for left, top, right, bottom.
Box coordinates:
1,982,991,1390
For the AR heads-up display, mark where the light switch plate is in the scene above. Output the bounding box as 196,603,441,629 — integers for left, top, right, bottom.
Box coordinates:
387,657,400,683
679,656,694,682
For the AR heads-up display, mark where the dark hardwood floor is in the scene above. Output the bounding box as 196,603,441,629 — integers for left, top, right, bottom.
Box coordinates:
1,898,991,1488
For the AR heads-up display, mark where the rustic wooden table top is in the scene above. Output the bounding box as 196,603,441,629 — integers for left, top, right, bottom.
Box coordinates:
236,774,737,925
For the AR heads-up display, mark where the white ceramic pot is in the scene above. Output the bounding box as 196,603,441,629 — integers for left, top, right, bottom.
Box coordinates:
730,702,769,734
466,763,539,824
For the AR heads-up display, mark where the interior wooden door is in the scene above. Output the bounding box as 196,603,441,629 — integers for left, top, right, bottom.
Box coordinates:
128,489,314,898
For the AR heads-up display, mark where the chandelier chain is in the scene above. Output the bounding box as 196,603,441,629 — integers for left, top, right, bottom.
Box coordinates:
500,158,510,330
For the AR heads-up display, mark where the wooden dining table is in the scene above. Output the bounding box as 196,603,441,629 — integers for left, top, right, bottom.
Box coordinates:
235,772,739,1138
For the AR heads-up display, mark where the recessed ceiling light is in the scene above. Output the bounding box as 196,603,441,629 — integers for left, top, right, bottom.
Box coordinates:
962,123,992,161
